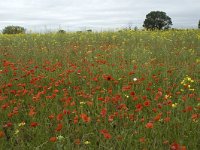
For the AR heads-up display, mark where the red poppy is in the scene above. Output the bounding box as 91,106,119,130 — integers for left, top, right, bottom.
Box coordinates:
122,85,131,91
129,71,135,75
29,108,36,117
133,96,138,101
135,103,143,112
100,129,112,139
108,115,114,122
55,123,63,131
30,122,38,127
3,122,12,128
102,74,113,81
170,142,186,150
80,113,91,123
152,108,157,113
154,113,162,121
49,137,57,142
74,139,81,145
74,115,79,124
164,117,170,122
57,113,64,121
0,131,5,138
100,108,107,118
144,100,150,107
48,114,55,119
53,89,59,93
103,133,112,139
130,91,135,97
154,91,162,100
139,137,145,143
93,77,98,82
191,114,198,121
145,122,153,129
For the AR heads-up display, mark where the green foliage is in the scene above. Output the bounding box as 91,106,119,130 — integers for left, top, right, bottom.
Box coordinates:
134,26,138,31
57,29,66,34
86,29,92,32
198,20,200,29
143,11,172,30
2,25,26,34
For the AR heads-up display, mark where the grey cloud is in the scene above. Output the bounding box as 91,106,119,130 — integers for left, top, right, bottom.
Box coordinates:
0,0,199,31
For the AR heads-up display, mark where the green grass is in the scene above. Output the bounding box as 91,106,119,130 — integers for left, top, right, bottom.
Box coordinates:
0,30,200,150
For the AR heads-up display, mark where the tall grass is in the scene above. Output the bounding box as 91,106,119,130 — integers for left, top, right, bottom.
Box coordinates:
0,30,200,149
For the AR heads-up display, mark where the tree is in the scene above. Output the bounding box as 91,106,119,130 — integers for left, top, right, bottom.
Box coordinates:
198,20,200,29
57,29,66,34
86,29,92,32
143,11,172,30
134,26,138,31
2,25,26,34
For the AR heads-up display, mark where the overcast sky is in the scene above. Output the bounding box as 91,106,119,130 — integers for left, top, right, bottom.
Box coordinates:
0,0,199,31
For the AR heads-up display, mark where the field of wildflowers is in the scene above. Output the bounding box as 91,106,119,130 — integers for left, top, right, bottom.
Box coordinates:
0,30,200,149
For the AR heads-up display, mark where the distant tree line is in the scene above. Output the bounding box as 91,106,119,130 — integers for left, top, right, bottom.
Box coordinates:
1,12,200,34
2,26,26,34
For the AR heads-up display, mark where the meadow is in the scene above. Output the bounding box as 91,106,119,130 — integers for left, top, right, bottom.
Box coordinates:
0,30,200,150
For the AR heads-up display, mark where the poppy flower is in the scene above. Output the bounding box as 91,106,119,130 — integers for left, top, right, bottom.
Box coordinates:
139,137,145,143
3,122,12,128
100,108,107,118
170,142,184,150
170,142,180,150
191,114,198,121
49,137,57,142
102,74,113,81
103,133,112,139
130,91,135,97
100,129,112,139
55,123,63,131
135,103,143,112
80,113,91,123
74,115,79,124
93,77,98,82
57,113,64,121
29,108,36,117
144,100,151,107
122,85,131,91
164,117,170,122
30,122,38,127
0,131,5,138
154,113,162,121
145,122,153,129
48,114,55,119
74,139,81,145
108,115,114,122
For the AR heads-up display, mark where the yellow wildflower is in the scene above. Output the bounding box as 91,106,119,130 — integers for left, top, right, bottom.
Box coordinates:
18,122,26,127
15,129,19,135
84,141,91,145
172,103,178,108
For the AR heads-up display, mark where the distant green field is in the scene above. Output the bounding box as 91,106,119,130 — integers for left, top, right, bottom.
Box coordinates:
0,30,200,149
